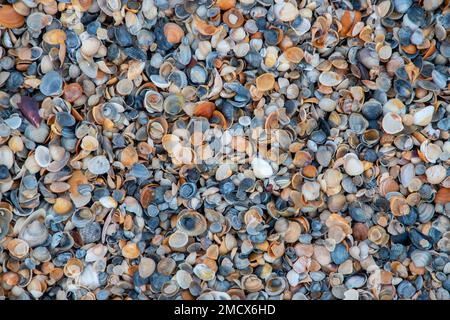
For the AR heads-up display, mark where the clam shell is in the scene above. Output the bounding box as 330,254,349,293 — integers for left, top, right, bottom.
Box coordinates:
251,157,274,179
343,153,364,176
0,5,25,28
177,211,207,236
413,106,435,126
382,112,404,134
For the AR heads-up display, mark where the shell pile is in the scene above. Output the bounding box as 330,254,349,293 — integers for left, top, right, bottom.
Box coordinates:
0,0,450,300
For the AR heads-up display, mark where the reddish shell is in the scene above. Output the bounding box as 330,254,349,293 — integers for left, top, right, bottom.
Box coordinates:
193,101,216,119
63,83,83,103
435,188,450,204
0,5,25,28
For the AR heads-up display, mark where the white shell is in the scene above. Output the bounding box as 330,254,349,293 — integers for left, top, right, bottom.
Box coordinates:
34,145,51,168
87,156,110,175
343,153,364,176
302,181,321,201
382,112,404,134
413,106,434,126
273,2,299,22
251,157,274,179
425,165,446,184
0,146,14,169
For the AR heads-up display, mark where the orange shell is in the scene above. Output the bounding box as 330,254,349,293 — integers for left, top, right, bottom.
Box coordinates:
164,23,185,44
0,5,25,28
216,0,236,10
43,29,67,45
284,47,304,64
122,242,140,259
435,188,449,204
120,145,139,167
193,101,216,119
339,10,353,36
402,44,417,55
256,73,275,91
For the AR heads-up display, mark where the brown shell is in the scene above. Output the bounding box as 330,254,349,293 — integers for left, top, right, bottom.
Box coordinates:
0,5,25,28
223,8,244,28
193,101,216,119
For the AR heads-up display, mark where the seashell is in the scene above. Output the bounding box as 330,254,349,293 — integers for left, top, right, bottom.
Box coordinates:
435,188,450,204
122,242,140,260
87,156,110,175
410,250,432,268
368,225,389,245
35,146,51,168
302,181,321,201
64,258,84,278
242,274,264,292
40,71,63,96
176,270,192,290
0,5,25,28
265,276,286,296
425,165,446,185
343,153,364,176
168,231,189,249
193,264,215,281
382,112,404,134
72,0,93,12
420,140,442,163
413,106,434,126
177,211,207,236
81,37,101,57
53,198,73,215
18,96,41,127
19,220,48,248
319,98,337,112
319,71,342,87
164,23,184,44
32,246,51,262
0,146,14,169
251,157,274,179
273,2,299,22
256,73,275,92
27,276,47,299
284,47,304,64
223,8,244,28
349,113,369,134
7,239,29,259
193,101,216,119
43,29,66,45
138,257,156,279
